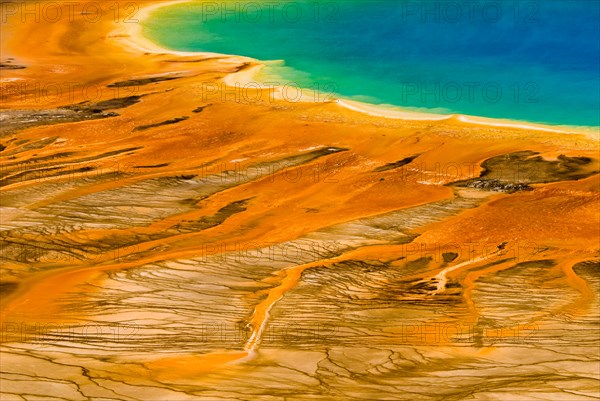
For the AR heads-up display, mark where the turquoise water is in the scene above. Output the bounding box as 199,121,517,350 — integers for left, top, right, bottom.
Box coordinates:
143,0,600,127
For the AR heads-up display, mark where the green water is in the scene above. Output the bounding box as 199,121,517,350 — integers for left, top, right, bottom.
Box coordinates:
143,0,600,127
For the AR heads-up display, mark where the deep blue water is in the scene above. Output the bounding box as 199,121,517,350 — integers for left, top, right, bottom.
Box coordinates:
144,0,600,126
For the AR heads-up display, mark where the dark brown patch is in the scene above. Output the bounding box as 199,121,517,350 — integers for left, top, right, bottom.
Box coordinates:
107,77,180,88
457,151,598,192
133,116,189,132
374,155,420,172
